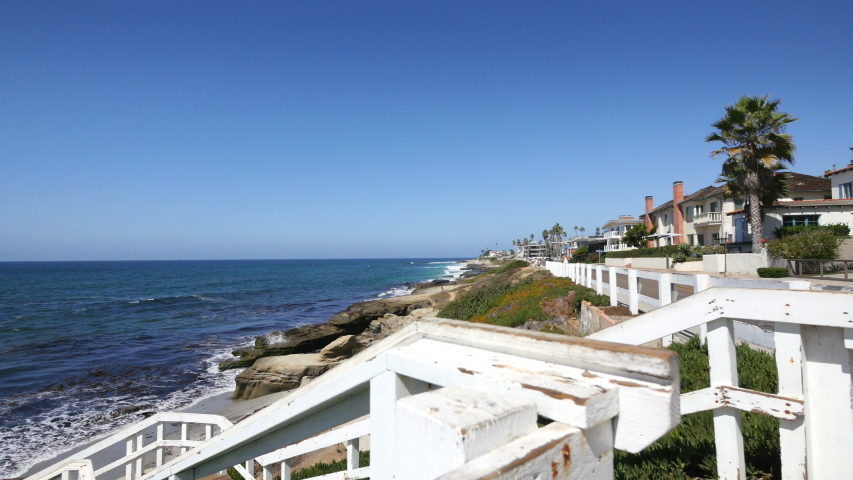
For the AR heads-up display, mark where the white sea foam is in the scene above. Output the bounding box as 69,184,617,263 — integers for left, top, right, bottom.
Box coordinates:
377,286,415,298
0,342,245,479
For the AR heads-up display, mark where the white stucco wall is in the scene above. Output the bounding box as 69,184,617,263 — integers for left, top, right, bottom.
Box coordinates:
830,170,853,199
704,253,767,275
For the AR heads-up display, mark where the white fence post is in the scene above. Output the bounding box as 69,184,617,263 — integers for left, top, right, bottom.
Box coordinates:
707,318,746,480
658,274,673,347
609,267,617,306
346,438,360,471
628,269,639,315
695,274,711,345
801,325,853,479
585,264,592,288
135,433,143,479
125,438,134,480
595,265,603,295
156,423,164,468
281,460,292,480
393,385,537,480
370,371,429,479
774,322,806,480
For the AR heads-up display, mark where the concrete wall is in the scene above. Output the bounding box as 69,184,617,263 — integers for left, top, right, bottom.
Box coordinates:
604,258,631,267
703,253,767,275
579,301,617,336
673,261,704,272
631,257,669,269
840,239,853,259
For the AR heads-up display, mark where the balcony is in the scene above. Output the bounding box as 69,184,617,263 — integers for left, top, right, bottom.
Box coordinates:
694,212,722,226
603,243,633,252
603,231,622,239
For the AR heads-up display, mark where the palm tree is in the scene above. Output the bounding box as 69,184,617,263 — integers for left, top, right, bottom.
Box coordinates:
595,227,601,236
530,234,534,242
579,227,585,237
706,95,798,252
573,226,578,238
717,161,791,224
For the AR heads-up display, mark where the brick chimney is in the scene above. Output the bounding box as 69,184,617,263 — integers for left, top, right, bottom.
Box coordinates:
673,181,685,245
645,196,654,247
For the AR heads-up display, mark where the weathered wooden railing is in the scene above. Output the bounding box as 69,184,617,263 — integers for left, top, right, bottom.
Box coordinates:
32,318,677,480
26,413,233,480
589,287,853,480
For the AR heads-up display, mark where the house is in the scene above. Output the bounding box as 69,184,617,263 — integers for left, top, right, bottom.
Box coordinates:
641,181,735,247
601,215,643,252
825,162,853,199
726,172,841,251
516,242,547,258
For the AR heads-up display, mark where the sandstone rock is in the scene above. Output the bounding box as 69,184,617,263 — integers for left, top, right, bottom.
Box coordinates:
318,335,360,363
220,324,345,371
232,354,335,400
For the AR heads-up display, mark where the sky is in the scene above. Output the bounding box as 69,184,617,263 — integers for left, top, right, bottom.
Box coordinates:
1,1,851,260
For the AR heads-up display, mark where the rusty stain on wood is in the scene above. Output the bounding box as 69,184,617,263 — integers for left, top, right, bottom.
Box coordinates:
550,461,558,479
520,384,588,405
561,443,571,469
471,434,569,480
458,368,476,375
581,371,598,378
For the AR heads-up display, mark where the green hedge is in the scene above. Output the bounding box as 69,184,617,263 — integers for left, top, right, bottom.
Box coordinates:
773,223,850,239
757,267,788,278
605,245,682,258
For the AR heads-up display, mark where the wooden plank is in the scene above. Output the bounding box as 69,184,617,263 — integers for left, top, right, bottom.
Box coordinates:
386,339,618,429
255,420,369,466
773,322,806,480
680,386,803,420
681,387,720,415
589,288,853,346
393,334,678,452
417,318,678,381
801,325,853,479
706,319,745,480
435,421,612,480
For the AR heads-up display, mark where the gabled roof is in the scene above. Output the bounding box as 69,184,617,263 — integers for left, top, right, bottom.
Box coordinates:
679,185,726,205
824,164,853,177
645,200,673,217
787,172,830,192
765,198,853,209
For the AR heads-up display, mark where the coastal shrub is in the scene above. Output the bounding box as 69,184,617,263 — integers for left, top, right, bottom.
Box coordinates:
572,245,589,261
773,222,850,239
437,279,527,321
467,278,608,328
489,260,529,275
757,267,788,278
290,451,370,480
614,337,780,479
766,229,844,259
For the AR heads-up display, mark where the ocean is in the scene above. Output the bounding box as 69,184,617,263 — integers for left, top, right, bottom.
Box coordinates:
0,258,466,478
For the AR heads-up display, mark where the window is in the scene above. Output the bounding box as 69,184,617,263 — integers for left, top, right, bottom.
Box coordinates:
734,199,745,210
709,202,718,213
695,205,704,215
841,182,853,199
825,195,832,200
686,206,694,222
664,213,668,225
697,234,705,246
792,197,804,201
782,215,821,227
687,234,694,245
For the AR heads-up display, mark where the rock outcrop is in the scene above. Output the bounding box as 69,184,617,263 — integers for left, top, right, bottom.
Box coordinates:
232,354,336,400
220,324,345,371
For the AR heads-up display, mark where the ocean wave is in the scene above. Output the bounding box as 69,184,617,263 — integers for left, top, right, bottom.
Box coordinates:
427,261,459,264
376,286,415,298
0,341,244,479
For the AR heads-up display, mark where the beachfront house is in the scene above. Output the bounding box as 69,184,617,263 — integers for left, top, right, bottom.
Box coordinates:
727,172,838,251
516,242,547,258
601,215,642,252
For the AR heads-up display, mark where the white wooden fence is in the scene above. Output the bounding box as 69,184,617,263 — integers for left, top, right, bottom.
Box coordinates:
26,413,233,480
547,260,853,480
29,318,682,480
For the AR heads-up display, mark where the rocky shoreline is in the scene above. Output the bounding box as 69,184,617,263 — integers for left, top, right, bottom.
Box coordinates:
220,260,496,400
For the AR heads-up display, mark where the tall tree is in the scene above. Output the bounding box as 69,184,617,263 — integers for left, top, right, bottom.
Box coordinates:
573,226,578,237
706,95,798,251
717,161,791,224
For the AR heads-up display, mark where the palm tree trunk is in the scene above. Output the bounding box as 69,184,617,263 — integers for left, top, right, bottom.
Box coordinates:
748,187,763,252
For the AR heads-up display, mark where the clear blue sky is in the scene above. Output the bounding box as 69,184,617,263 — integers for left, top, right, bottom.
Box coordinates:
2,1,851,260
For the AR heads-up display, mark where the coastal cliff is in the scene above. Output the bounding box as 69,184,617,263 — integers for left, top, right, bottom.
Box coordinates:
222,260,496,400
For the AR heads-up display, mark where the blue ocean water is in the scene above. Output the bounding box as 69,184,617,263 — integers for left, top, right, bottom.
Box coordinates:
0,259,466,477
